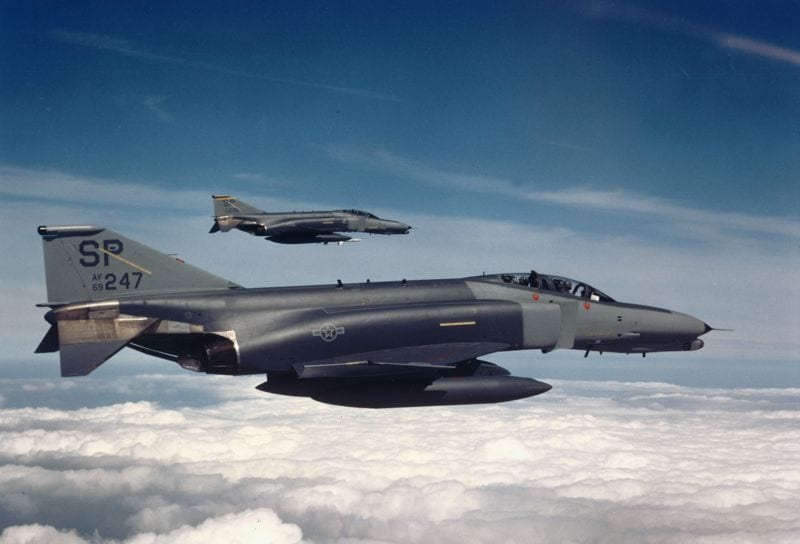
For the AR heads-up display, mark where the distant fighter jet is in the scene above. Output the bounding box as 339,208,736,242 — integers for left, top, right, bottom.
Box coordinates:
35,226,713,408
209,195,411,244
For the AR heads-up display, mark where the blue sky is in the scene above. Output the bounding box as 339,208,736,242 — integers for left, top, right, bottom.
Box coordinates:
2,4,800,541
1,1,799,382
3,0,798,218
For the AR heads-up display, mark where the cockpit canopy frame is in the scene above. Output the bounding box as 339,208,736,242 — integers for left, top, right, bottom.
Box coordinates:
494,272,616,302
340,209,379,219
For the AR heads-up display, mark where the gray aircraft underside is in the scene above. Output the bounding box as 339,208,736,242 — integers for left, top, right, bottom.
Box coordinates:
35,226,711,408
210,195,411,244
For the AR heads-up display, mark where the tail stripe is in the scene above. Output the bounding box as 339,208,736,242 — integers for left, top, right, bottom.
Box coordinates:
99,248,152,275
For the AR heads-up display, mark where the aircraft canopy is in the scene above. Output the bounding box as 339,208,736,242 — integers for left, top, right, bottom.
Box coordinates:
489,272,616,302
340,209,379,218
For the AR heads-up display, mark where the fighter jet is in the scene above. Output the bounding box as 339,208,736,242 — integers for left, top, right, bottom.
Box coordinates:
209,195,411,244
35,226,713,408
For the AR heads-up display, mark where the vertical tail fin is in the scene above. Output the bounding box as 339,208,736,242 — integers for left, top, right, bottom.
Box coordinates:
212,195,265,217
37,225,241,376
38,225,240,305
211,195,266,233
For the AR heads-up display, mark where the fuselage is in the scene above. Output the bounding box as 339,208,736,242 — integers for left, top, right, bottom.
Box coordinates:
214,210,411,244
63,273,709,376
38,223,711,406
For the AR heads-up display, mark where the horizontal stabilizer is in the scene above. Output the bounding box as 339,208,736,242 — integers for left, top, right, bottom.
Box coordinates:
57,315,158,376
60,340,131,377
35,325,59,353
210,217,245,233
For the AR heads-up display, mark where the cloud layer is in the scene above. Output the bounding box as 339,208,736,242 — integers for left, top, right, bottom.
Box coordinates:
1,375,799,543
50,30,403,103
577,1,800,69
324,147,800,240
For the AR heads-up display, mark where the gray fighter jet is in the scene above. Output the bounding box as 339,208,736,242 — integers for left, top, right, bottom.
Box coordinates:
35,226,713,408
209,195,411,244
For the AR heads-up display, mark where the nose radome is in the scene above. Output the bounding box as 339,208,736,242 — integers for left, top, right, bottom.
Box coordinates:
390,221,411,232
673,312,709,337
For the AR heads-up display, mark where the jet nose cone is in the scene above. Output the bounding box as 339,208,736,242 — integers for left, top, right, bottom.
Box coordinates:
672,312,709,337
389,221,411,233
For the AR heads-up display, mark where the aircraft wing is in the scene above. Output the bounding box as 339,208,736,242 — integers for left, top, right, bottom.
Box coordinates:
256,219,355,244
292,341,512,379
263,218,346,236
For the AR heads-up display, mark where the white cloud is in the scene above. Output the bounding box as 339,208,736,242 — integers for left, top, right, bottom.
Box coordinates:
719,34,800,68
0,164,318,215
232,172,266,182
0,376,799,543
230,173,293,190
533,187,800,240
324,147,800,240
0,524,89,544
125,509,304,544
50,30,404,103
576,1,800,69
0,165,207,211
0,510,303,544
141,96,174,124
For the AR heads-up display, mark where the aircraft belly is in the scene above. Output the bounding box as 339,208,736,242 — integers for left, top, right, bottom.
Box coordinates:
235,300,523,371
